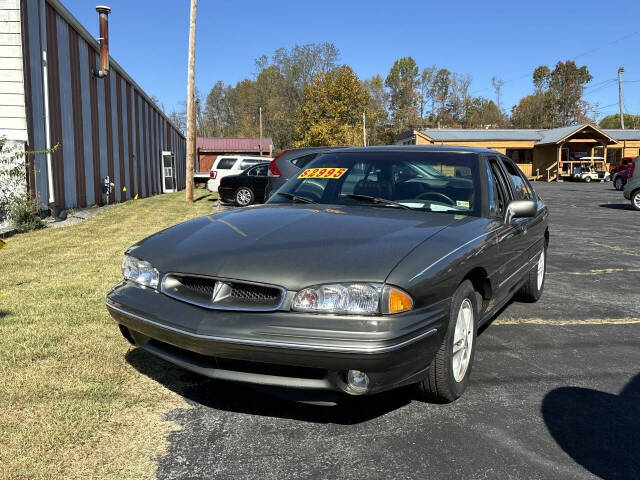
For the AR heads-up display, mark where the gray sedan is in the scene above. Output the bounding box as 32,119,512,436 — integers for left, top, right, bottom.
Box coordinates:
106,146,549,403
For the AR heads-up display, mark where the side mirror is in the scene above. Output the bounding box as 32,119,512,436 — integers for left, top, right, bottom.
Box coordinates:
504,200,536,223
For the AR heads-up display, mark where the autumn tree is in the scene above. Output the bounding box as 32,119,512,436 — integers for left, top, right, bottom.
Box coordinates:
515,61,592,127
385,57,420,132
294,65,370,147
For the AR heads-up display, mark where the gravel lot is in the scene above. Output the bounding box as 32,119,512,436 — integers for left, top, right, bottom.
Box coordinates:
129,182,640,480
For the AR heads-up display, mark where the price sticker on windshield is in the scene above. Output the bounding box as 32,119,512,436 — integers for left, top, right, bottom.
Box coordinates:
298,168,348,179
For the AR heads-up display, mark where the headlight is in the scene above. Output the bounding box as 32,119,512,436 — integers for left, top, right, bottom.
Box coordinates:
122,254,159,289
292,283,413,315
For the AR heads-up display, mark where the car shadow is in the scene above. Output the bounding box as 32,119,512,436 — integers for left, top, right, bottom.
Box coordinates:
541,373,640,479
599,203,633,210
125,347,412,424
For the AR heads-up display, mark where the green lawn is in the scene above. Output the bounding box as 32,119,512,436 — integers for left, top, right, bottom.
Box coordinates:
0,189,215,479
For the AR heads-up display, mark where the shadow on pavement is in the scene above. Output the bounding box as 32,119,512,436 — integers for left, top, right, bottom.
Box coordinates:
542,373,640,479
125,347,412,424
599,203,633,210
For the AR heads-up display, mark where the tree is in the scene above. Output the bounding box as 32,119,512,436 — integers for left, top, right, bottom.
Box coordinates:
362,74,390,145
419,66,435,120
294,66,370,147
432,68,451,125
511,91,554,128
463,98,502,128
385,57,420,132
600,113,640,129
185,0,197,202
491,77,504,112
528,61,592,126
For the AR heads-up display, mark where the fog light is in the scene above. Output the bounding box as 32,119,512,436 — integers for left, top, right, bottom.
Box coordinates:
346,370,370,393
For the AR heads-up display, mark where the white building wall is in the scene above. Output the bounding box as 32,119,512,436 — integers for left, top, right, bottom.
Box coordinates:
0,0,27,142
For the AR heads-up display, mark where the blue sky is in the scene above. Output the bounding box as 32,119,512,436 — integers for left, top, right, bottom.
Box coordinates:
64,0,640,121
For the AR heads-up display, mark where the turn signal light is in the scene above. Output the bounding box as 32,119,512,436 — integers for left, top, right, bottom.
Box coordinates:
384,286,413,314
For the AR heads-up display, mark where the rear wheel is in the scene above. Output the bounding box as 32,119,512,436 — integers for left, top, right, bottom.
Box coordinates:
235,187,254,207
517,247,546,302
632,191,640,211
416,280,477,403
584,176,591,183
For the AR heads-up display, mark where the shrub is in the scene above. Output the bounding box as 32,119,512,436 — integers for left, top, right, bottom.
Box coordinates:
9,195,45,233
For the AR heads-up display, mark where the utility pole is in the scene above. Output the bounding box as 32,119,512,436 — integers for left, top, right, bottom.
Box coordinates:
618,66,625,129
259,107,263,156
362,112,366,147
185,0,197,202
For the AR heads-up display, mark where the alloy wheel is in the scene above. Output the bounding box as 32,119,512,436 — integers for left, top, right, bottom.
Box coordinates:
236,188,252,206
452,298,474,383
633,192,640,210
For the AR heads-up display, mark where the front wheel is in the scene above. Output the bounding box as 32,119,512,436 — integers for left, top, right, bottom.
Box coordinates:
632,191,640,211
614,177,624,190
517,247,546,302
584,176,591,183
234,187,254,207
416,280,477,403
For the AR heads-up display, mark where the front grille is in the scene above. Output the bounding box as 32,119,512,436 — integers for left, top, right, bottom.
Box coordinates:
230,283,281,303
162,274,285,311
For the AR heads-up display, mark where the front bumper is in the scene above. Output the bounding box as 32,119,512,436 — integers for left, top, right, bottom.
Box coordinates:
106,281,449,395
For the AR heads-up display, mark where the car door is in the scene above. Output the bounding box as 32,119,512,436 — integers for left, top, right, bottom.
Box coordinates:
496,156,540,291
484,155,523,302
247,164,269,200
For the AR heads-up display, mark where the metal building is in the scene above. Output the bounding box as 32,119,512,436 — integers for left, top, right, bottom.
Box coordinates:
1,0,186,213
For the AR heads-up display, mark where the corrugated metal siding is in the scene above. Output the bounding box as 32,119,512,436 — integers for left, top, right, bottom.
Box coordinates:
21,0,186,209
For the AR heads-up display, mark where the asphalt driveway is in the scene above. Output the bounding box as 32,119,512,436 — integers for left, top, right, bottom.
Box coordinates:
130,181,640,480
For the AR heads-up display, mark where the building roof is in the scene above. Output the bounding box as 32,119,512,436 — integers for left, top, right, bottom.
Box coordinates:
602,129,640,141
412,124,640,145
196,137,273,152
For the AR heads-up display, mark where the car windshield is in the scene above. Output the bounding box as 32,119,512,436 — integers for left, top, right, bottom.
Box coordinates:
267,150,481,215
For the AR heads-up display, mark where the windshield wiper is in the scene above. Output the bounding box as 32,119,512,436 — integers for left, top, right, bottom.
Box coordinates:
344,194,413,210
277,192,316,204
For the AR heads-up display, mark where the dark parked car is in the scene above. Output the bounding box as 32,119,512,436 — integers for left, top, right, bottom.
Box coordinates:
106,146,549,403
218,162,269,206
613,162,636,191
265,147,338,200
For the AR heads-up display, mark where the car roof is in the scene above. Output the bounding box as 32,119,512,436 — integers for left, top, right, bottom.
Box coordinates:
323,145,498,155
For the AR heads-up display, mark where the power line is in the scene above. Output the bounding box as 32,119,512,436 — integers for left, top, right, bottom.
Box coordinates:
469,30,640,96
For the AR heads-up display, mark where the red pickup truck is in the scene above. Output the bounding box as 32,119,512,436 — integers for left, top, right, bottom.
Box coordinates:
610,157,635,175
614,160,636,190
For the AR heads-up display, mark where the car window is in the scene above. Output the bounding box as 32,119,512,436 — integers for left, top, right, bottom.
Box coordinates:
268,151,481,215
500,158,534,201
486,157,508,218
291,153,318,168
216,157,237,169
248,164,267,176
239,159,262,169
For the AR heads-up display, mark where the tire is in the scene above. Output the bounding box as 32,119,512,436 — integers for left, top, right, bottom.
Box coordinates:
584,176,591,183
614,177,624,191
416,280,477,403
632,190,640,211
517,247,547,302
234,187,254,207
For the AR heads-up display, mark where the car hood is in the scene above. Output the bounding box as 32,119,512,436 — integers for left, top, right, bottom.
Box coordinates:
129,205,459,290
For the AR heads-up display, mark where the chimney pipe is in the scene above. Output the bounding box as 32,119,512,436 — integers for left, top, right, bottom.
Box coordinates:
93,5,111,78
